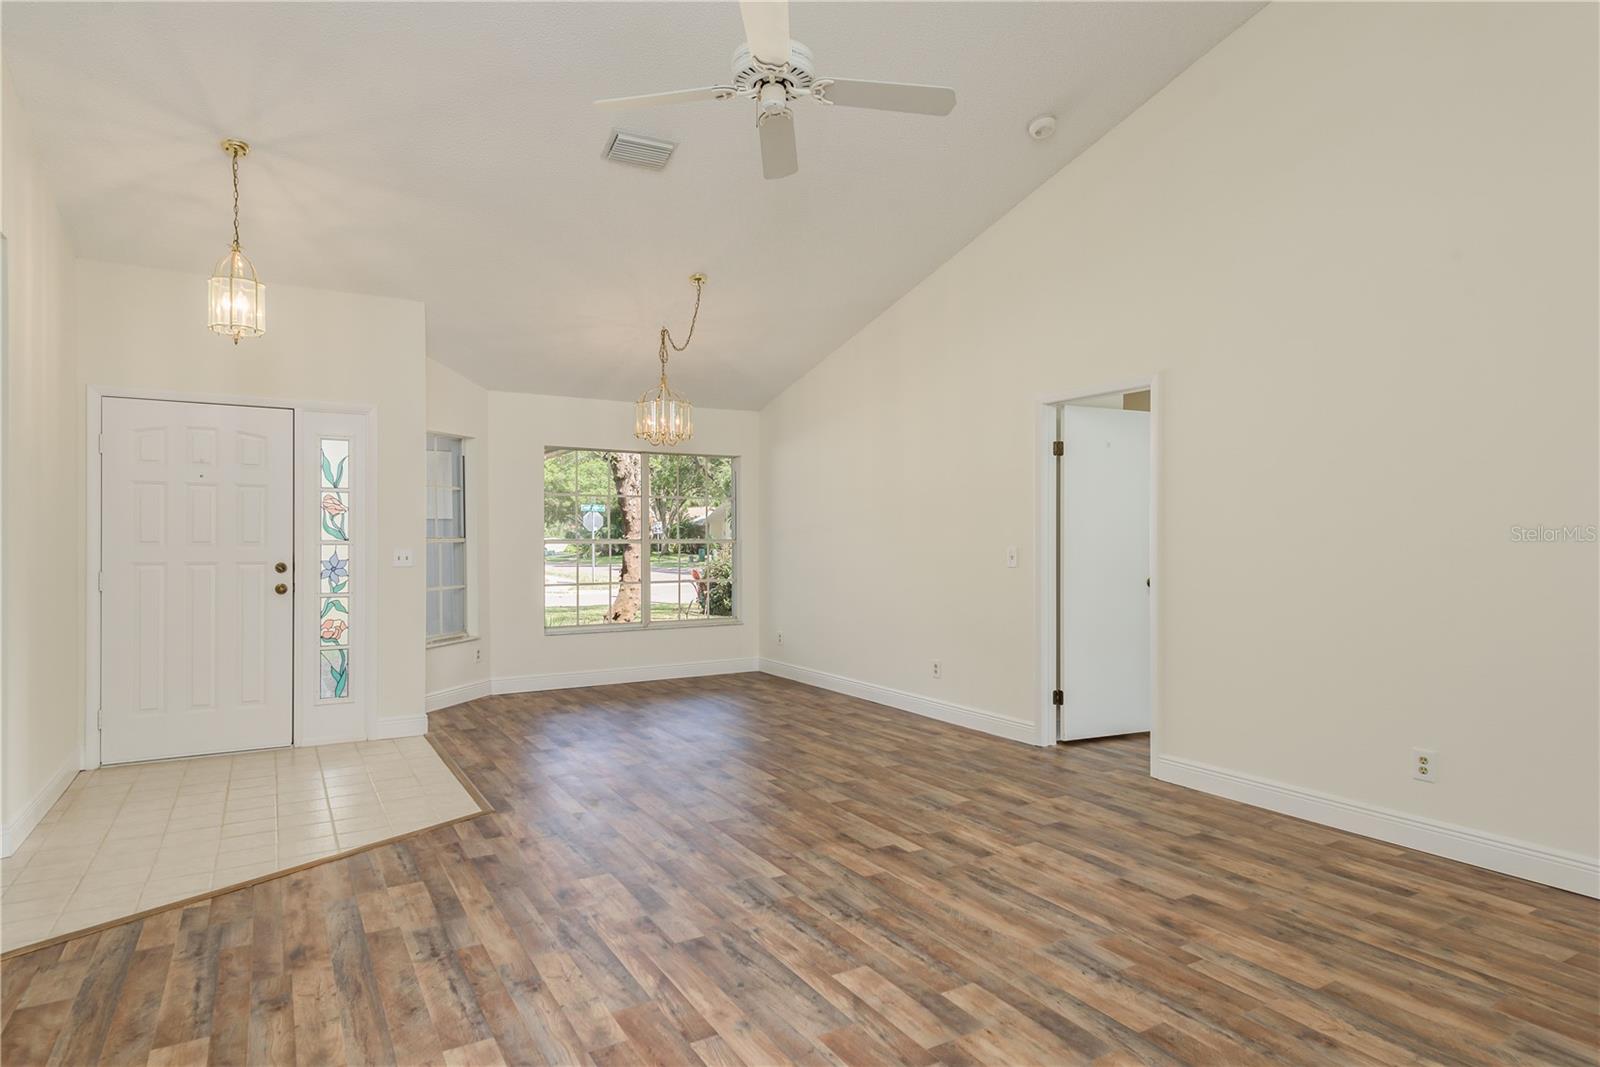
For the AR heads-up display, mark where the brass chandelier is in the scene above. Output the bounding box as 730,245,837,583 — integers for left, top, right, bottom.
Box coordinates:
634,273,706,447
207,139,266,343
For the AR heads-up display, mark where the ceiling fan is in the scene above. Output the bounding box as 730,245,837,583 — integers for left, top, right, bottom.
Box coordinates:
595,0,957,180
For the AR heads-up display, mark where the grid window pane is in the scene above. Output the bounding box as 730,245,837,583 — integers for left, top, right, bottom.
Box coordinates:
426,433,469,640
546,447,733,630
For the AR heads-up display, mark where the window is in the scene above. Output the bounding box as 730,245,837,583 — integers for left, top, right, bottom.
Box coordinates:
318,436,353,699
426,434,468,641
544,447,736,630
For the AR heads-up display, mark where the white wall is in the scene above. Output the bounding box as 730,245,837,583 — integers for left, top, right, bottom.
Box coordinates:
73,259,430,739
488,391,760,691
761,3,1599,888
1,72,82,852
425,358,491,709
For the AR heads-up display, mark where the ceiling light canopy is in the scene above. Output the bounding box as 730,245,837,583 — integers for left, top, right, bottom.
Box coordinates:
207,139,266,344
635,274,707,448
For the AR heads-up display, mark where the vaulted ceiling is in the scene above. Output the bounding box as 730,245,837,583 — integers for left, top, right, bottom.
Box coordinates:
3,1,1259,407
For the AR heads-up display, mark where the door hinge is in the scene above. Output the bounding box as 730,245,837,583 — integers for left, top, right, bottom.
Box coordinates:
97,433,104,455
1051,689,1064,706
1051,440,1064,457
97,571,104,592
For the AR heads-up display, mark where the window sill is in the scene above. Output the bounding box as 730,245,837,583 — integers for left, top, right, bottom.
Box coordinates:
426,633,480,648
544,618,743,636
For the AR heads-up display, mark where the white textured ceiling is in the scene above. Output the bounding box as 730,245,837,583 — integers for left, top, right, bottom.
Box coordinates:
2,1,1259,408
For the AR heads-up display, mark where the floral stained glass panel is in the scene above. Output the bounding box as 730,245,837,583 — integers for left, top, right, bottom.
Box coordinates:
319,436,352,701
319,649,350,699
319,597,349,646
321,438,349,489
320,491,351,542
319,546,350,594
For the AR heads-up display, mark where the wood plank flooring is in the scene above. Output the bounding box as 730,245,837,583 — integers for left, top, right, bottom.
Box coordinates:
2,672,1596,1065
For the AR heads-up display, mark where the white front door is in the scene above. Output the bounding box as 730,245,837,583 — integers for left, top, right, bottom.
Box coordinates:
100,398,294,763
1060,404,1152,741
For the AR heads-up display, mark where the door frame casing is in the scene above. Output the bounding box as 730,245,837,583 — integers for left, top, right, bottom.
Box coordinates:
1032,376,1161,759
84,387,378,769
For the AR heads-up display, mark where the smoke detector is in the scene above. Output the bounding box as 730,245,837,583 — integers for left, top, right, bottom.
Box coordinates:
604,130,677,170
1027,114,1058,141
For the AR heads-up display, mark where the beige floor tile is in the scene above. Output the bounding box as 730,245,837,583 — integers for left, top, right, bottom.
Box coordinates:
215,848,277,875
216,830,276,855
278,826,338,852
0,895,71,922
275,794,330,813
63,882,144,913
327,793,381,813
1,918,57,947
277,808,334,830
77,863,154,890
1,737,481,955
139,874,212,909
221,815,278,838
213,860,279,887
98,833,167,858
335,826,393,849
332,812,389,835
51,907,132,936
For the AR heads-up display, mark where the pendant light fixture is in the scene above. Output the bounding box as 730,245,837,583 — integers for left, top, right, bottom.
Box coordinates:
635,273,706,447
207,139,266,343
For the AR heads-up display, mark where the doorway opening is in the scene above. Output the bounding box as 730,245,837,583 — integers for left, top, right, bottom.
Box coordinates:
1037,382,1156,748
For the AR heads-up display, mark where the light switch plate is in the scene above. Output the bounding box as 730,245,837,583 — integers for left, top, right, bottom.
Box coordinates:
1006,546,1018,568
392,548,414,567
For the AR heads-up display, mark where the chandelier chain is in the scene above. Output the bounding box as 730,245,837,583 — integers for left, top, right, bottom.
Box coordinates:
658,275,705,370
230,150,242,251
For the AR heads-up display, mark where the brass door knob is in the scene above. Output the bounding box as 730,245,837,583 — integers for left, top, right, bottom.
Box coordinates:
274,583,288,595
275,562,288,573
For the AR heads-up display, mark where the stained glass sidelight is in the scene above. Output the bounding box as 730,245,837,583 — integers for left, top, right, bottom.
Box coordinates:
319,437,352,699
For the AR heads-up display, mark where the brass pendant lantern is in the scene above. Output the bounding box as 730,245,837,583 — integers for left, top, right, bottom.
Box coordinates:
635,273,706,447
207,139,266,343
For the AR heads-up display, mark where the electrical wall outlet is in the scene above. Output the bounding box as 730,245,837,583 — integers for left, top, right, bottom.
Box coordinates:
1412,747,1438,782
932,660,942,679
776,631,784,646
474,648,481,663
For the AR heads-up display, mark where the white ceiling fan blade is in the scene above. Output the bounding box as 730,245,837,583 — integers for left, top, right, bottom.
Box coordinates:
594,86,735,109
739,0,791,66
818,79,956,116
758,112,798,180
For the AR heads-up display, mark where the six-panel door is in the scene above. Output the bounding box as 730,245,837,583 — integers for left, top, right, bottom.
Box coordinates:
100,397,295,763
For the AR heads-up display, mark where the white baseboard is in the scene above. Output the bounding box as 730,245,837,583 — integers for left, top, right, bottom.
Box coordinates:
2,750,80,857
1155,754,1600,898
368,715,430,740
426,679,492,713
758,658,1036,745
493,658,759,696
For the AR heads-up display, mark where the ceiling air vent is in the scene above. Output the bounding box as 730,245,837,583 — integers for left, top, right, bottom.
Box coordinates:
604,130,676,170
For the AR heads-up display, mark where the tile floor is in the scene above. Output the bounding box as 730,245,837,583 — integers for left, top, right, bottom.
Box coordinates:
0,736,483,954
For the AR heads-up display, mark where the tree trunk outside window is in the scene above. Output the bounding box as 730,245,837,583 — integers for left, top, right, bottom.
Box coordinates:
606,452,643,622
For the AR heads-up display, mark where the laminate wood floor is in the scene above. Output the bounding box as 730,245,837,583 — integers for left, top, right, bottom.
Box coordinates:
2,672,1595,1066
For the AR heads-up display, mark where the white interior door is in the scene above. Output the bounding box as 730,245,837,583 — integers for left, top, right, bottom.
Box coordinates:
101,397,294,763
1060,404,1151,741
